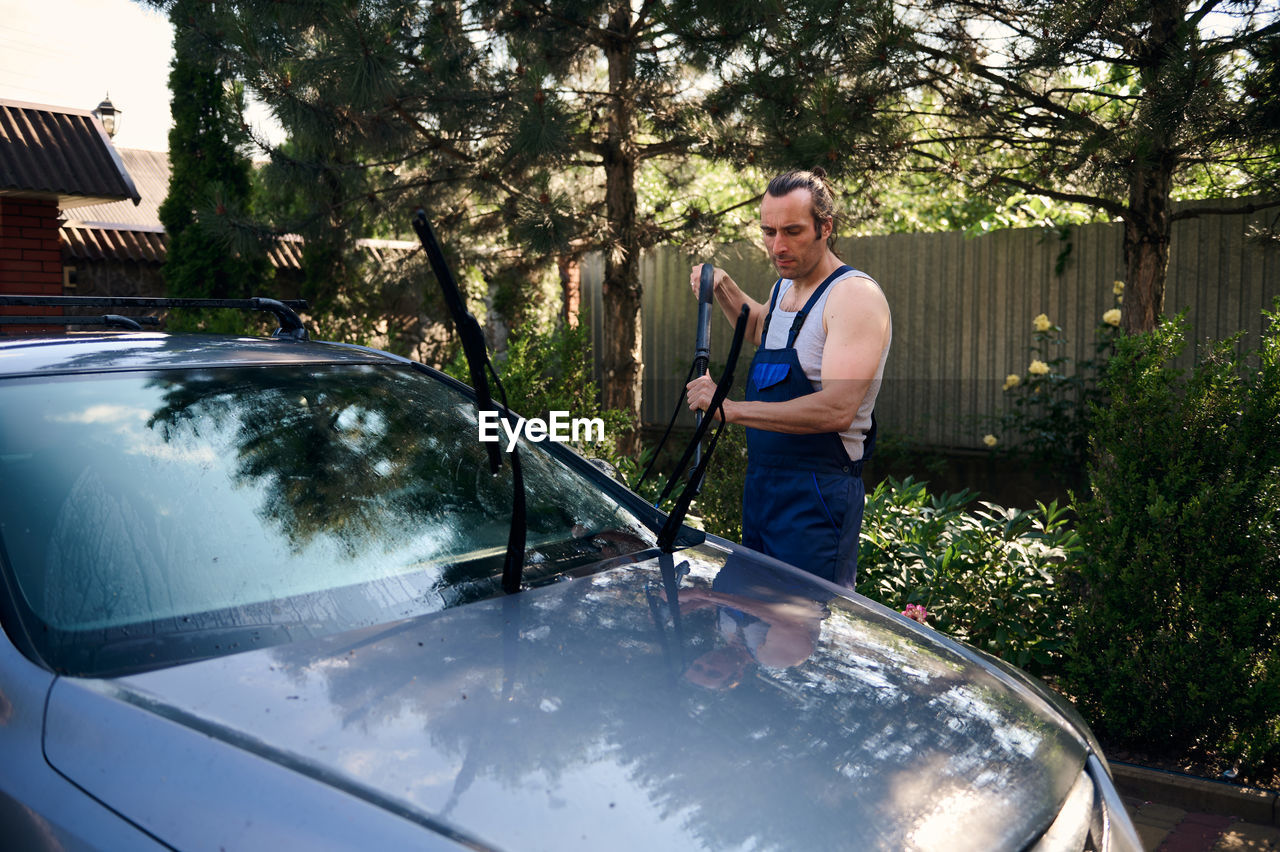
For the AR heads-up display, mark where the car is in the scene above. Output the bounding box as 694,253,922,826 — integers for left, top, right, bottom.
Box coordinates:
0,299,1140,851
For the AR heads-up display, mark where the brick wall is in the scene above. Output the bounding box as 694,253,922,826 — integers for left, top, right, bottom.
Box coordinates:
0,197,63,329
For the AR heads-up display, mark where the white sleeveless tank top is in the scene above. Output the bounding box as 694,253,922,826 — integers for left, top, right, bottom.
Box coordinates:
762,270,891,462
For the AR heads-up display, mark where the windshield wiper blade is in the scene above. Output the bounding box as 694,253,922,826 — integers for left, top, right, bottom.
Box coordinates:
410,210,526,594
410,212,502,474
657,305,750,552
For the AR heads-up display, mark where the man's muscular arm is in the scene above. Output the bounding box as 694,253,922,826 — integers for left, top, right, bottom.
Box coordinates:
686,275,889,434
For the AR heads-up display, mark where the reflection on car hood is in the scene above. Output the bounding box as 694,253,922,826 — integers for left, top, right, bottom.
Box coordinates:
46,544,1088,851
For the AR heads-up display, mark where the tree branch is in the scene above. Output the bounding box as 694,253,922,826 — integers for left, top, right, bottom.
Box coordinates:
991,176,1129,218
390,101,531,204
1171,197,1280,221
912,38,1113,140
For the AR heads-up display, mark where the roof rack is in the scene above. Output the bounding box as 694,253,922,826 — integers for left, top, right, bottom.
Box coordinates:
0,295,309,340
0,314,161,331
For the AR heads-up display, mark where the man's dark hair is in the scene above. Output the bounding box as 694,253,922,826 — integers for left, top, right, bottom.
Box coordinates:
766,168,837,246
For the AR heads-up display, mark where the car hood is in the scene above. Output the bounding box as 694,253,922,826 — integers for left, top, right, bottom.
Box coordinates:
45,543,1088,851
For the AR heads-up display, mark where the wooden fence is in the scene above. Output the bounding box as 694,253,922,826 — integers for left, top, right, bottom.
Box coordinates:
583,201,1280,450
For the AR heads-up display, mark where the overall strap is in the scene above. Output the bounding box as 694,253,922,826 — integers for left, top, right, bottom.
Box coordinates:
758,278,785,344
784,265,853,348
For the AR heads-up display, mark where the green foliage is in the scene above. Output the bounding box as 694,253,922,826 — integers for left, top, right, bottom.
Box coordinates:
858,477,1081,675
444,319,630,462
986,282,1123,489
693,0,913,216
691,422,749,542
1065,307,1280,773
183,0,829,425
863,177,1111,236
883,2,1280,331
158,0,267,329
636,158,767,248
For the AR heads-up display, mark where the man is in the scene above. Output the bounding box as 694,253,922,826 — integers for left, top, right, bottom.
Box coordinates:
686,168,891,589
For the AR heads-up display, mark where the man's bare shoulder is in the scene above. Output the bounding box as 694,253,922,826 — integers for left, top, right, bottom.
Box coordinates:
825,272,890,322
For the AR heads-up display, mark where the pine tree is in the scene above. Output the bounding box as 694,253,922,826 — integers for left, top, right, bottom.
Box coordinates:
700,1,1280,333
895,0,1280,333
160,0,777,454
148,0,915,452
158,0,266,329
688,0,917,226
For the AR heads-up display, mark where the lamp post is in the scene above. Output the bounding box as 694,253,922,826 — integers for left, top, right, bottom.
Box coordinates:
92,95,120,138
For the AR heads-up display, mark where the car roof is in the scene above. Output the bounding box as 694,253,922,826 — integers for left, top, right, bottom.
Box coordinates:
0,332,402,378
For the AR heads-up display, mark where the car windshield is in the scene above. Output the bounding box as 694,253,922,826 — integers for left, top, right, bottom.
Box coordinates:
0,363,656,675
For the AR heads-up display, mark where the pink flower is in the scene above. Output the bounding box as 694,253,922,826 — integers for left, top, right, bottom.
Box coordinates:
903,604,929,624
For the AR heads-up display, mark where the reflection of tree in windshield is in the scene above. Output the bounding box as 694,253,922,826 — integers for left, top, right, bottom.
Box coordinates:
2,361,657,673
145,366,496,557
143,365,644,583
257,555,1074,851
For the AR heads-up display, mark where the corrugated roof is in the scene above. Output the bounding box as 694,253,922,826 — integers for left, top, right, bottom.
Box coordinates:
61,223,167,264
56,144,417,269
0,99,141,208
269,234,305,271
65,148,168,227
57,145,419,270
60,223,416,272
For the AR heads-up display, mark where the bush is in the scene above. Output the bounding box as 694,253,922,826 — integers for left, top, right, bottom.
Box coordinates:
858,476,1080,674
1065,307,1280,773
442,314,748,540
986,284,1122,490
688,423,749,541
445,319,631,461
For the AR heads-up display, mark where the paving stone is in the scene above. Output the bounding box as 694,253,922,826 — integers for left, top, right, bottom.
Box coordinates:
1213,822,1280,851
1183,814,1240,830
1138,822,1173,851
1138,803,1192,826
1160,828,1227,852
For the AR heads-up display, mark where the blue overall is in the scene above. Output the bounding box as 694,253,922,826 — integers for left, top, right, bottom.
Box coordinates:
741,266,876,590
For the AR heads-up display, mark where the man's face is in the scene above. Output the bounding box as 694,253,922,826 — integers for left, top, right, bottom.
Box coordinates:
760,189,830,282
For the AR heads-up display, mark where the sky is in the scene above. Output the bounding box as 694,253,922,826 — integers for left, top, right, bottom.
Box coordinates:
0,0,278,152
1,0,176,150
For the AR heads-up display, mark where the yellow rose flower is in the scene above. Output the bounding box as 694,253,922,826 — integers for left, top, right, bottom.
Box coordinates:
983,434,998,448
1002,373,1021,391
1032,313,1052,332
1113,280,1125,295
1103,308,1122,327
1028,359,1050,376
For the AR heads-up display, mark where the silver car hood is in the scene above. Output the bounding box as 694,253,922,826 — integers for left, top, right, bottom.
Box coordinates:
45,543,1088,851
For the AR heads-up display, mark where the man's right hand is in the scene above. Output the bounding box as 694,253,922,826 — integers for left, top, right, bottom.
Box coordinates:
688,263,766,346
689,263,729,300
685,373,724,419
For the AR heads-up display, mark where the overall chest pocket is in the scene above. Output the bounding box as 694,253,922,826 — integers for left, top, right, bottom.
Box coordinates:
751,362,791,392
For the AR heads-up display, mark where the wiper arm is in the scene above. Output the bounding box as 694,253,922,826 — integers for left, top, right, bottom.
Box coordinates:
410,210,526,594
657,305,750,552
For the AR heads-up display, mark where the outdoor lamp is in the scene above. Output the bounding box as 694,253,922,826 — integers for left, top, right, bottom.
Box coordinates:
93,95,120,138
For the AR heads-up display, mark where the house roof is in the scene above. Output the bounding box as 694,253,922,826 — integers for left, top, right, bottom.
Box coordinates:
61,222,167,263
60,221,416,271
58,145,418,270
64,148,169,227
0,99,141,208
